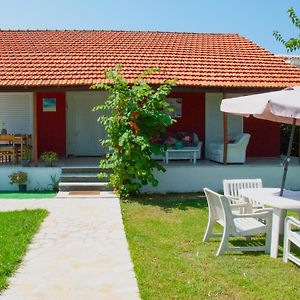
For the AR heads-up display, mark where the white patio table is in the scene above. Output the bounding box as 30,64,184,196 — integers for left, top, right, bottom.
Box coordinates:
239,188,300,258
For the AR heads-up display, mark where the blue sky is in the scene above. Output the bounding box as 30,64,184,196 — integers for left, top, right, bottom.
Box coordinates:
1,0,300,54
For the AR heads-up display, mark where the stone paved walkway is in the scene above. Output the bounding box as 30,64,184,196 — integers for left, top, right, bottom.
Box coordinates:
0,193,140,300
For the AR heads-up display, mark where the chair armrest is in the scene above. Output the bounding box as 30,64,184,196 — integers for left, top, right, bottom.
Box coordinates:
286,216,300,229
230,201,252,214
230,203,250,209
226,195,242,203
254,208,273,213
232,211,272,220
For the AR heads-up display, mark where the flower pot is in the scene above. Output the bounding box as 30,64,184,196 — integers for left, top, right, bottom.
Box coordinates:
19,184,27,192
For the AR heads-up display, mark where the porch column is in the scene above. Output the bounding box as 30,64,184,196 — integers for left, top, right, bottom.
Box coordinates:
223,112,228,164
33,92,38,165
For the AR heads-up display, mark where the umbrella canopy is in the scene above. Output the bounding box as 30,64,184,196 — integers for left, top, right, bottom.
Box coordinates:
221,86,300,196
221,86,300,125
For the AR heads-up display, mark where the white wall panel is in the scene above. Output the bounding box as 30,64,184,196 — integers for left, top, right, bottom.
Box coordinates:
0,92,33,135
205,93,243,157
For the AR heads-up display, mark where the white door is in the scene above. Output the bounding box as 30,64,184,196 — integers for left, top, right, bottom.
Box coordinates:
67,91,109,156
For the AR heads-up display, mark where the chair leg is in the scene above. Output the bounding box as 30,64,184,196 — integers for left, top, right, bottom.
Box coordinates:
203,217,215,242
283,222,290,262
216,229,229,256
283,238,290,263
265,230,272,254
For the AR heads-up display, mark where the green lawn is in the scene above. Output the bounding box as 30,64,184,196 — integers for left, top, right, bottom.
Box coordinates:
121,194,300,300
0,209,48,291
0,191,56,199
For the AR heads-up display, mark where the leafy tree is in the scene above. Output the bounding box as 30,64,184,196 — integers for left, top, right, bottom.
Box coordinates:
91,66,175,199
273,7,300,156
273,7,300,52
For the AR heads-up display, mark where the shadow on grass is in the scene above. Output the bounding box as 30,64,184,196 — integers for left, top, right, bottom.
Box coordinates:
126,192,207,211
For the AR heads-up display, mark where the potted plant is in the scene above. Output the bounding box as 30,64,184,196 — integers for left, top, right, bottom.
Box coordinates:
9,171,28,192
41,151,58,167
22,147,32,167
49,174,59,192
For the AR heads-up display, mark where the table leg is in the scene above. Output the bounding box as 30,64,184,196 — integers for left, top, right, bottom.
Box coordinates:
279,210,286,234
165,151,169,164
193,151,196,164
270,208,283,258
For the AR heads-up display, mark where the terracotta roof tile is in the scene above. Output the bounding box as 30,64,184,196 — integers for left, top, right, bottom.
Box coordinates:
1,30,300,89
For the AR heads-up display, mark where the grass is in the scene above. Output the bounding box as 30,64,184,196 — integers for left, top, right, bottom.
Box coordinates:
121,193,300,300
0,209,48,291
0,191,56,199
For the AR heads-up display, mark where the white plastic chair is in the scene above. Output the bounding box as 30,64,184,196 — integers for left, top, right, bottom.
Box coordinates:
283,216,300,266
223,178,264,212
203,188,272,256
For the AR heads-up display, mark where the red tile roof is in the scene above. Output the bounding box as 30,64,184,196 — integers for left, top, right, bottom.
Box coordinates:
1,30,300,89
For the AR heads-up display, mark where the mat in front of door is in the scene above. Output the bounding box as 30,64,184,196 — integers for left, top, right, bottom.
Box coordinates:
68,191,100,196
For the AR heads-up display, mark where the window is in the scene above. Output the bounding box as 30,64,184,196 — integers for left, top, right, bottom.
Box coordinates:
167,98,182,118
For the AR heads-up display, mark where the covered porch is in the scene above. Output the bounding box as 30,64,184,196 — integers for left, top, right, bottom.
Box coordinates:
0,90,282,163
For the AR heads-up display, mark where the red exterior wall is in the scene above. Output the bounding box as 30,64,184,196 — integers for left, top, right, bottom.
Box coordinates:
37,92,66,156
168,92,205,150
244,116,280,157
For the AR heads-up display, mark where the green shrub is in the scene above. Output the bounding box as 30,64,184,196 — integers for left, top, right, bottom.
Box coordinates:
92,65,175,198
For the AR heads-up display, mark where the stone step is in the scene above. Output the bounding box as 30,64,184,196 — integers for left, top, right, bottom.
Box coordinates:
61,167,109,174
59,182,112,192
60,174,109,183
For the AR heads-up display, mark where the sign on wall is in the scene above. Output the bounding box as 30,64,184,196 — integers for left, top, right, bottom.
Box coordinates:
43,98,56,112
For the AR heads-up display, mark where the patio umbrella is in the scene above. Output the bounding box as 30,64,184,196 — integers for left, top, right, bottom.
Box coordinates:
220,86,300,196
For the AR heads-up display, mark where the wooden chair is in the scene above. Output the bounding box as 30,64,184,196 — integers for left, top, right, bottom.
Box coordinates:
0,134,17,164
223,178,264,212
283,217,300,266
203,188,272,256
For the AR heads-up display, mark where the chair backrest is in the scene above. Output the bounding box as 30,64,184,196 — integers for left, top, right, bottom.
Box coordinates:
204,188,236,229
233,133,250,146
204,188,224,223
223,178,262,199
0,134,15,145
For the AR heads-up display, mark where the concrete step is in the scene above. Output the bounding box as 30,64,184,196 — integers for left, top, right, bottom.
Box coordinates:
61,167,112,174
59,182,113,192
60,174,109,183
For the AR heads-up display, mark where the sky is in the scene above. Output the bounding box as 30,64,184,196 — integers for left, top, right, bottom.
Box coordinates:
0,0,300,55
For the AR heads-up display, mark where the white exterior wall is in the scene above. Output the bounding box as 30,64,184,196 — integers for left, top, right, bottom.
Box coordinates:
1,161,300,192
0,167,61,191
205,92,244,157
142,162,300,193
0,92,33,135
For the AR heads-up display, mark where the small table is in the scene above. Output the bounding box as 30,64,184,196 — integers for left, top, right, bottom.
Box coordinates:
239,188,300,258
165,148,199,164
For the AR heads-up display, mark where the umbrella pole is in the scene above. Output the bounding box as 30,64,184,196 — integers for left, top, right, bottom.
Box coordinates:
280,118,296,196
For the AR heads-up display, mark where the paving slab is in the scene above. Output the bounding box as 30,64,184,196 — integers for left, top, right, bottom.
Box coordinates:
0,194,140,300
